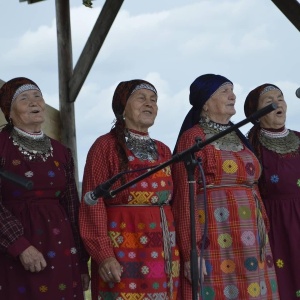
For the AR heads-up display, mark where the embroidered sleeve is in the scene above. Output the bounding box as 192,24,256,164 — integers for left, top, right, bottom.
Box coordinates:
79,135,117,265
172,129,203,262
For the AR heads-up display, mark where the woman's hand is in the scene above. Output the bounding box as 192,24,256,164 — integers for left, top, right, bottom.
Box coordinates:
98,257,122,283
184,257,207,283
19,245,47,272
81,273,90,291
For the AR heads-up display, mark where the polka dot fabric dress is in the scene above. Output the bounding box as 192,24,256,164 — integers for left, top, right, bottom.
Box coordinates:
0,129,86,300
258,130,300,299
172,125,279,299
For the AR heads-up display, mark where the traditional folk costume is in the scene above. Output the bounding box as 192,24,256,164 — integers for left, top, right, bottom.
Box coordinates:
173,74,279,299
245,84,300,299
79,80,180,300
0,78,89,300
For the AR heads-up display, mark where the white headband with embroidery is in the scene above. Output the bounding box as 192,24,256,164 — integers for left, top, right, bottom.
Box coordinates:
130,83,157,96
12,84,41,103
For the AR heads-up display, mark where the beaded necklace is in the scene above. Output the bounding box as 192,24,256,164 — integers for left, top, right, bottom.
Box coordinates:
199,117,244,152
125,129,158,161
10,127,53,162
259,128,300,154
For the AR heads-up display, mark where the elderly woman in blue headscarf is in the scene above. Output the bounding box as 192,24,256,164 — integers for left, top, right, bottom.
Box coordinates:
172,74,279,299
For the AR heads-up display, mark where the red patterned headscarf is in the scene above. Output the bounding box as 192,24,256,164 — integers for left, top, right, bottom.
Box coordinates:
112,79,157,118
244,83,281,124
0,77,41,121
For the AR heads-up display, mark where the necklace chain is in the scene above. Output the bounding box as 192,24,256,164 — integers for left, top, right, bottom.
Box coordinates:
125,130,158,161
10,127,53,161
199,117,244,152
259,128,300,154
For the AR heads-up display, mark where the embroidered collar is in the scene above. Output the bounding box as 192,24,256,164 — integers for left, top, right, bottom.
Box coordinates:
125,129,158,161
199,117,244,152
259,128,300,154
10,127,53,161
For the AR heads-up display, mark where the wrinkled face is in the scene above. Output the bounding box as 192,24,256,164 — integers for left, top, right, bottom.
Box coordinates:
257,89,286,129
10,89,46,132
203,83,236,124
123,88,158,132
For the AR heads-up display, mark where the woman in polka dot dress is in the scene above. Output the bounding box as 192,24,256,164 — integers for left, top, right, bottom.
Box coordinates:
172,74,279,299
245,83,300,299
0,77,90,299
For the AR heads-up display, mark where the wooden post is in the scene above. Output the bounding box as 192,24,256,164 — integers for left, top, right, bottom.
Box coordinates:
55,0,79,184
271,0,300,31
69,0,124,103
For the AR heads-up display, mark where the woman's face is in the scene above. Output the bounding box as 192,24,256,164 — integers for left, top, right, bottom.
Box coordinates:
10,89,46,132
123,88,158,132
203,83,236,124
257,89,286,129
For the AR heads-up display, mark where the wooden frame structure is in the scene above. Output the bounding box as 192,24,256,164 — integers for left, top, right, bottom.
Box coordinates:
4,0,300,182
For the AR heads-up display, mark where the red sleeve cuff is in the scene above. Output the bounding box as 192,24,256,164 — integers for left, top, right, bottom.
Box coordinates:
94,248,115,266
7,236,31,258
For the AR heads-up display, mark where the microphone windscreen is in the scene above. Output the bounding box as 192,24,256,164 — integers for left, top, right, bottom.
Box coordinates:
296,88,300,98
84,192,98,206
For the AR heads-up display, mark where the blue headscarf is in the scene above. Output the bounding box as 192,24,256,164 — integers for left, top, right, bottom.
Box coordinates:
173,74,253,154
173,74,232,153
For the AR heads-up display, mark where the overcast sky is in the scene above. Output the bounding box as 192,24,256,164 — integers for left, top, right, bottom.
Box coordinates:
1,0,300,181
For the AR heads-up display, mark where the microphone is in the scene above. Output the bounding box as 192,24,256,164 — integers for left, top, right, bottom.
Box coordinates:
296,87,300,98
84,173,124,206
0,169,33,190
248,102,278,122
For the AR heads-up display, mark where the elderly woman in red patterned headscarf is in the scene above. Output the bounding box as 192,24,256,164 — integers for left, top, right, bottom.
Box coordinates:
79,79,180,300
0,77,90,300
245,84,300,300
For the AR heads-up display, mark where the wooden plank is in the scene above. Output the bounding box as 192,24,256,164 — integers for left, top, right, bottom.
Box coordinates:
19,0,47,4
55,0,79,183
271,0,300,31
0,79,61,140
68,0,124,103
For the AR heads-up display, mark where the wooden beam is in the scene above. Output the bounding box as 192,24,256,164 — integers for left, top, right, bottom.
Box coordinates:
55,0,79,184
271,0,300,31
19,0,47,4
68,0,124,103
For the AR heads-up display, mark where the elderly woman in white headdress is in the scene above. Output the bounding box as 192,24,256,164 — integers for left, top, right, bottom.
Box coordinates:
0,77,90,300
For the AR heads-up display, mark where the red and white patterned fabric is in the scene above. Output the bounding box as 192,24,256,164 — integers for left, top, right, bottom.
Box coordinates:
79,131,180,300
172,124,279,299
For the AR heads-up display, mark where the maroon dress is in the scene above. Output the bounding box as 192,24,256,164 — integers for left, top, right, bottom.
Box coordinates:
0,128,89,300
258,129,300,299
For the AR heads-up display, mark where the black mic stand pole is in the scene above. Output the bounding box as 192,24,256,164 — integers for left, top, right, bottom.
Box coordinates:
183,152,200,299
0,168,33,190
106,103,277,299
110,103,277,198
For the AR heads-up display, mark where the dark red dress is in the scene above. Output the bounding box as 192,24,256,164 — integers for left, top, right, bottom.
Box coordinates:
258,129,300,299
0,129,89,299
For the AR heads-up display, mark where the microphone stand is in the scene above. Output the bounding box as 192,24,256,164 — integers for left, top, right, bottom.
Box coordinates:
105,103,277,300
0,168,33,190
